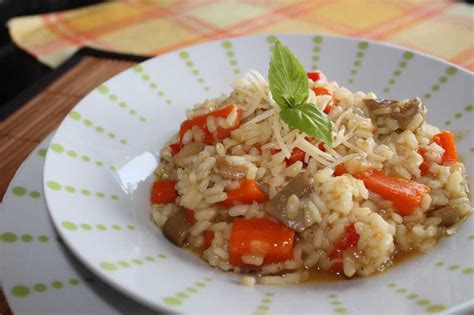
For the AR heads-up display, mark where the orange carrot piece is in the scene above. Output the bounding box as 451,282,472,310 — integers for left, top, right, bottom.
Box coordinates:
151,180,177,204
221,180,267,207
179,104,242,144
354,169,430,216
229,218,295,267
433,131,458,164
203,230,214,249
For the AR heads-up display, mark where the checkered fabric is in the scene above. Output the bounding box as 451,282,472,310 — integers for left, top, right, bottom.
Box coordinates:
7,0,474,69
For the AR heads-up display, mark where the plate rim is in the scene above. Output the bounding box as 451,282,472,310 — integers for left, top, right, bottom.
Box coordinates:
41,32,474,313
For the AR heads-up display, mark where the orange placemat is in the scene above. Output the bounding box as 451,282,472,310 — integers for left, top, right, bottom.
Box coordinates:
0,48,147,314
8,0,474,70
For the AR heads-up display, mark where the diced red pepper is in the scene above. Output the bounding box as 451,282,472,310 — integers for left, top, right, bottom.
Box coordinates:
179,104,243,145
221,180,267,207
318,142,326,152
203,230,214,249
229,218,295,267
329,224,359,273
334,164,347,176
151,180,177,204
169,142,183,156
335,223,360,251
433,131,458,164
285,148,306,166
312,87,332,96
312,87,334,114
307,71,327,82
185,209,196,225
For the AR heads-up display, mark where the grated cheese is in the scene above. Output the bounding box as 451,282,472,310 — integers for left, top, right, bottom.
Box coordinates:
243,108,275,125
272,113,291,158
325,153,358,169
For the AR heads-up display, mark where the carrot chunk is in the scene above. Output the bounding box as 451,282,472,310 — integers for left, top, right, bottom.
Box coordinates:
433,131,458,164
151,180,177,204
354,169,430,216
229,218,295,267
221,180,267,207
179,104,242,144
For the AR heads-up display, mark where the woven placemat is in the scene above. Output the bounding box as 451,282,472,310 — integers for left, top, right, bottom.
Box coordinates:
0,47,148,315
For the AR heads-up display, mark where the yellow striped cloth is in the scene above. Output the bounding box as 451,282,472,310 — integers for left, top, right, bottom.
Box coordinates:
8,0,474,70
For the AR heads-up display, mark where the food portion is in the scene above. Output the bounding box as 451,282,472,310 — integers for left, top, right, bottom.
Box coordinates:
151,42,472,285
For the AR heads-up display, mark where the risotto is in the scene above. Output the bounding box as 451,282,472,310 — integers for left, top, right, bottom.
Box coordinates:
150,42,472,285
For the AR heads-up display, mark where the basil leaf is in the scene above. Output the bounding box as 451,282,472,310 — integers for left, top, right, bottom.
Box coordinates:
280,104,333,146
269,41,309,109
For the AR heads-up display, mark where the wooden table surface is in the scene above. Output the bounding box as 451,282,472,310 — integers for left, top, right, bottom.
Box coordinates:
0,52,141,314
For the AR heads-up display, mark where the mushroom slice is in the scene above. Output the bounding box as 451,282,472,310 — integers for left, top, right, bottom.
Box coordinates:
263,173,313,232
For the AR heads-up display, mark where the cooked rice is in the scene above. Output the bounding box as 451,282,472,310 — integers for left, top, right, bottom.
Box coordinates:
151,69,472,282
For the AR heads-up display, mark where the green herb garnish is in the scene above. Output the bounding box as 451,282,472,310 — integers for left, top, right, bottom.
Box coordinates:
268,41,332,146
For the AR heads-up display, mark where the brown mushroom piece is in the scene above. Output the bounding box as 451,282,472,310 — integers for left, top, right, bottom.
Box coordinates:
162,207,192,246
363,97,425,131
216,157,248,180
427,206,460,227
174,141,205,167
263,173,313,232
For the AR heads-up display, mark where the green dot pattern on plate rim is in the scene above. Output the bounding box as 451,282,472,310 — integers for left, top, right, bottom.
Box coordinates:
37,148,47,157
221,40,241,75
387,283,447,313
11,186,41,199
49,143,110,169
347,41,369,84
46,181,119,200
179,50,209,92
60,222,135,232
1,233,56,244
435,261,473,274
252,291,274,315
99,253,167,272
132,65,169,106
328,294,348,314
444,104,473,126
311,35,323,70
383,51,414,93
10,277,81,298
423,66,457,100
96,85,146,122
68,111,128,145
163,277,213,306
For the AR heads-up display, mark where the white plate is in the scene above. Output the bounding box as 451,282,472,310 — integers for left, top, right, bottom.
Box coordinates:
0,134,156,315
43,34,474,314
